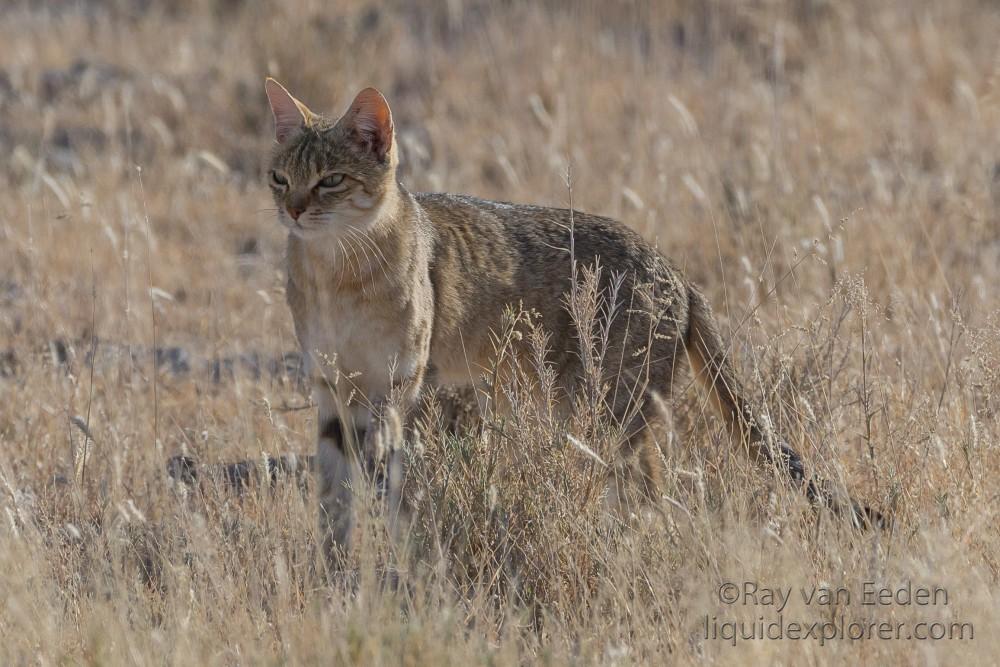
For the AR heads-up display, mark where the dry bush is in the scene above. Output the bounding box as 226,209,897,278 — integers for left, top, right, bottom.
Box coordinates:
1,0,999,663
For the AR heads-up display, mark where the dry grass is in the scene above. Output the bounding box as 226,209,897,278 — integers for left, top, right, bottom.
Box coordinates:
1,0,999,663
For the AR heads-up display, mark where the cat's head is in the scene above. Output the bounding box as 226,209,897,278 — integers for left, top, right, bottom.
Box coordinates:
264,79,397,237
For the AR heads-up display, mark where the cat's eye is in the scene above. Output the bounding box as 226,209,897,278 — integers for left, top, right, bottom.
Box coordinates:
317,173,346,189
269,170,289,188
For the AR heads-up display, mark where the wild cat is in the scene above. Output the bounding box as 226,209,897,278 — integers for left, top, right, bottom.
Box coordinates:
262,79,880,561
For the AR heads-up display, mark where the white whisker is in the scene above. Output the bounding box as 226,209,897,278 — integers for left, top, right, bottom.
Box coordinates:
351,236,379,296
346,227,392,286
336,239,353,291
340,236,368,296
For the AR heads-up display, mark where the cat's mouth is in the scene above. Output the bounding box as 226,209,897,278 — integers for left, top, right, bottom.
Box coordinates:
282,207,379,238
285,215,337,240
282,213,320,232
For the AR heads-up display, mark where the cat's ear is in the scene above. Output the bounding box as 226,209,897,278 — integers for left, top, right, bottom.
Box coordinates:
341,87,394,162
264,78,316,143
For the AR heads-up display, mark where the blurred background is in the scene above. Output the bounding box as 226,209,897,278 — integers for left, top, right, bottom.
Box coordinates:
4,0,1000,463
3,1,999,345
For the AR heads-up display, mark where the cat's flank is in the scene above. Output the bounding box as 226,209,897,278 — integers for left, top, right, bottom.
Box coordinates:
263,79,880,561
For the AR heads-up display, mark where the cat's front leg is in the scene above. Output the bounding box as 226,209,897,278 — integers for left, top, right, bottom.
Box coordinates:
314,390,366,569
315,392,403,567
314,365,425,568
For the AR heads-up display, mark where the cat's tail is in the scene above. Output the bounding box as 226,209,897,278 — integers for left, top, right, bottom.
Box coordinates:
683,286,885,529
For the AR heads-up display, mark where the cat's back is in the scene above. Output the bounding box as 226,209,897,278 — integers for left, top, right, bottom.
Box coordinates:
414,192,662,277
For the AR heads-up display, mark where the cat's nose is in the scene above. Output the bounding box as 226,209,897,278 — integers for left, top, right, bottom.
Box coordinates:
287,205,305,221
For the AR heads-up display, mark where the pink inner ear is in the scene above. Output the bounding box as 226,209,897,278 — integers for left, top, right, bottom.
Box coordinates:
265,80,306,143
348,88,393,160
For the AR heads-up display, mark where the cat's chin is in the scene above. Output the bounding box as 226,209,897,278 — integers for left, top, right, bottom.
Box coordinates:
287,224,337,241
